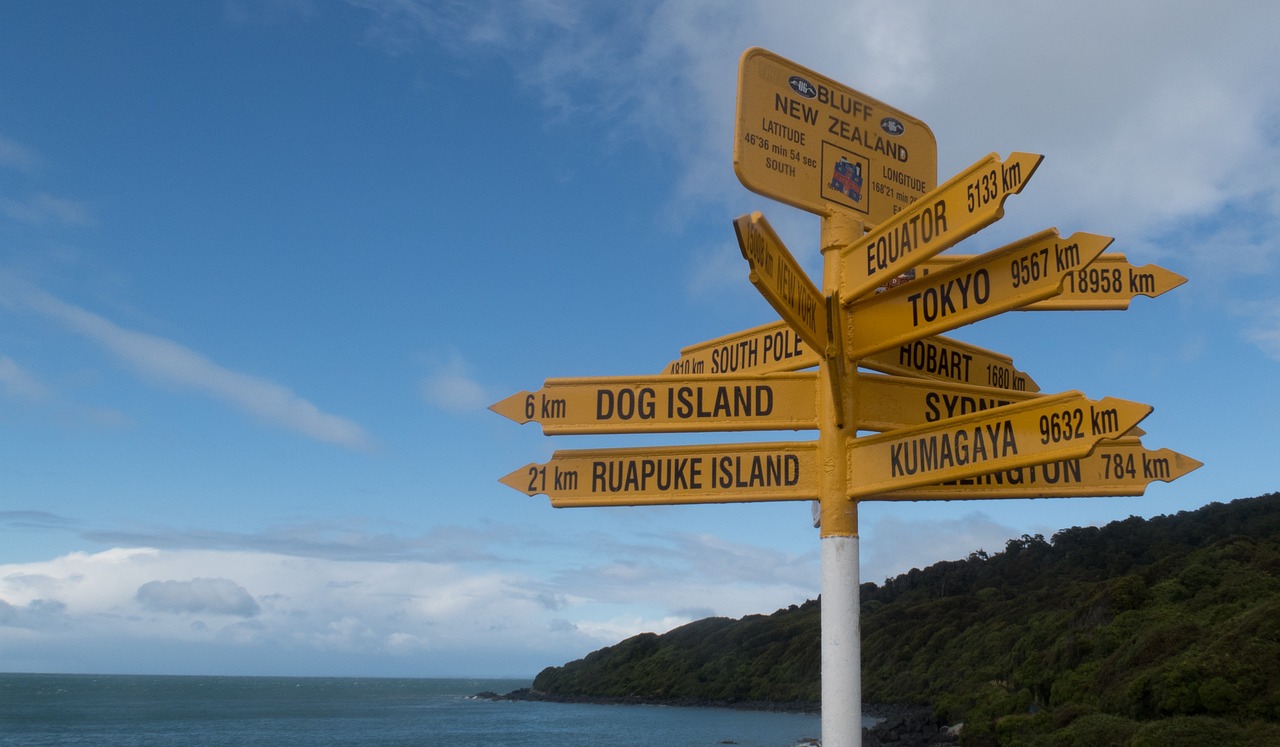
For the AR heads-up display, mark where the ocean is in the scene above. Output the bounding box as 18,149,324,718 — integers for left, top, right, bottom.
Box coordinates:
0,673,827,746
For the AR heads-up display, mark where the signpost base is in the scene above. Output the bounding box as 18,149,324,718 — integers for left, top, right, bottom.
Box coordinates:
821,534,861,747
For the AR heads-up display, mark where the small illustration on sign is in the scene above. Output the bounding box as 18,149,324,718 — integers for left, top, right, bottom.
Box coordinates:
829,158,863,202
820,143,870,214
881,117,905,136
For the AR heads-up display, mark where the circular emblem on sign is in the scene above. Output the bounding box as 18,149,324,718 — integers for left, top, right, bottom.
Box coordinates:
788,76,817,99
880,117,905,136
875,117,906,136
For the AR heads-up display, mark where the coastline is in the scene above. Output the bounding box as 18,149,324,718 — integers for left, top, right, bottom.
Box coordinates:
477,686,820,713
476,689,959,745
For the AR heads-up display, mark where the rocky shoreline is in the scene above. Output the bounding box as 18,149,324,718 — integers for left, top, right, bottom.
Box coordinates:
475,689,959,745
862,703,961,746
476,686,818,713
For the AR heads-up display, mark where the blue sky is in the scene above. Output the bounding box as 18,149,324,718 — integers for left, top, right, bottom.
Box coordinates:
1,0,1278,678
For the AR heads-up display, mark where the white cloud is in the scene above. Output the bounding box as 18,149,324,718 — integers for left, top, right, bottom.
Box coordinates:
545,530,818,621
352,0,1280,410
0,133,44,174
0,192,93,226
0,356,48,401
2,281,373,449
0,510,79,531
71,519,818,614
569,614,700,647
1243,300,1280,362
0,545,630,673
421,352,488,412
0,354,131,428
0,523,820,675
347,0,1280,278
136,578,261,617
860,511,1024,585
685,240,747,300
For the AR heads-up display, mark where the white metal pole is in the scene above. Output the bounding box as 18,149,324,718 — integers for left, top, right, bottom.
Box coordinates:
821,534,861,746
818,210,864,747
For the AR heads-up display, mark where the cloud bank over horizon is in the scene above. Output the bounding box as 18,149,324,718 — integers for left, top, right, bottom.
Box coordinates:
0,517,834,676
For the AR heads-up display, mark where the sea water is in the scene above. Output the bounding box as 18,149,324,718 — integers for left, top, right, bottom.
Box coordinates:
0,673,828,746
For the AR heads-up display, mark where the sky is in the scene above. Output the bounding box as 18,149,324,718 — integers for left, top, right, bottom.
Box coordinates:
1,0,1279,678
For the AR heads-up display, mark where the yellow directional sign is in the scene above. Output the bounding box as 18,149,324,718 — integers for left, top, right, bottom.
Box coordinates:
734,47,937,224
734,212,828,352
842,229,1112,361
838,151,1043,302
850,372,1038,433
845,391,1151,499
858,335,1040,392
664,320,820,376
500,441,820,507
916,253,1188,310
663,319,1040,392
874,438,1202,500
489,373,820,435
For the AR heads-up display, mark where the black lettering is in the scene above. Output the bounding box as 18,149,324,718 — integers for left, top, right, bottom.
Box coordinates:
924,391,942,422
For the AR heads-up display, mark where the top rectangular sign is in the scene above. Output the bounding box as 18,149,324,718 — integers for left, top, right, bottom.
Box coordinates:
734,47,938,225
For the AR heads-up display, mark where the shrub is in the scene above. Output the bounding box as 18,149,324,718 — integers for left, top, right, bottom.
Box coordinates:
1052,712,1139,746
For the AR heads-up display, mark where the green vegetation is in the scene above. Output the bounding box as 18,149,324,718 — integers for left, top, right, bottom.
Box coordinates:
532,492,1280,745
534,602,821,706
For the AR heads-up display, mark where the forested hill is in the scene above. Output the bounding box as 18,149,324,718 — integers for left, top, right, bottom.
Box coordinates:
530,492,1280,745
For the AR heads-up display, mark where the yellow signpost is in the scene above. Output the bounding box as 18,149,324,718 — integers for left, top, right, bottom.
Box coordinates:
842,228,1112,361
845,392,1151,499
733,212,829,352
489,373,820,434
849,372,1038,433
917,253,1188,310
838,151,1043,300
734,47,938,225
492,47,1199,747
664,320,820,376
858,335,1040,392
877,438,1203,500
500,441,820,507
665,320,1041,392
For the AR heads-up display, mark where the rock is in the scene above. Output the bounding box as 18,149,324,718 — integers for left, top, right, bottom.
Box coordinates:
862,704,959,746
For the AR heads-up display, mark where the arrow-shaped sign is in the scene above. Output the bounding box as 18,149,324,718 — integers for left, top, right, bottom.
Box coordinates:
871,437,1201,500
850,372,1039,432
664,320,1040,392
842,229,1112,361
916,253,1188,310
857,334,1040,392
664,320,821,376
734,211,828,353
845,391,1151,499
850,372,1143,437
500,441,820,507
489,373,820,435
839,151,1043,302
